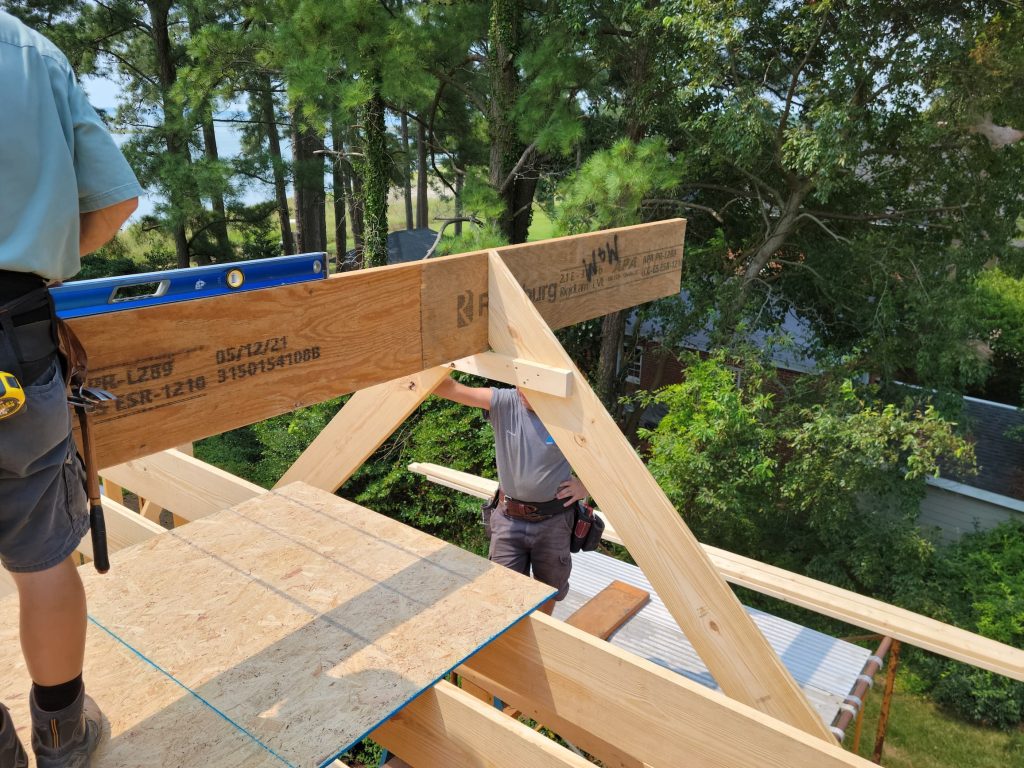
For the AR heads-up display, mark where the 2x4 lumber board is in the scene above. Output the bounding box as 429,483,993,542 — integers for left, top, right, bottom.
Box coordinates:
102,449,264,522
277,367,452,492
102,478,125,504
461,614,874,768
73,223,683,470
448,352,573,397
0,599,283,767
485,250,832,740
412,463,1024,682
373,680,593,768
705,544,1024,681
409,461,631,540
566,581,650,640
77,481,554,767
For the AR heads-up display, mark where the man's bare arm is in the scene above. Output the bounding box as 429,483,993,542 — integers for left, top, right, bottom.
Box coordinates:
433,375,493,410
79,197,138,256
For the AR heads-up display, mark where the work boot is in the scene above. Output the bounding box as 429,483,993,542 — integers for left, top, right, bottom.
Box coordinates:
0,703,28,768
29,687,102,768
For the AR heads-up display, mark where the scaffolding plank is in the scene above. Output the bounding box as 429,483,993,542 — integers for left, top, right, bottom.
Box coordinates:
566,581,650,640
0,482,553,768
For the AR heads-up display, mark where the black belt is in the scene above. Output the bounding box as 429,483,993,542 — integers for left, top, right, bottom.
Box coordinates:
0,277,57,383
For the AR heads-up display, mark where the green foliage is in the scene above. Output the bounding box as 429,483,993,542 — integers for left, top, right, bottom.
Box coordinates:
74,236,147,280
345,388,497,554
458,168,508,224
639,353,974,597
910,523,1024,728
974,268,1024,402
557,138,680,234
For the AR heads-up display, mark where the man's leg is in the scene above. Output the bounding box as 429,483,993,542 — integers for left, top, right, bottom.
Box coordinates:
488,508,534,582
11,558,86,685
12,559,103,768
526,509,574,615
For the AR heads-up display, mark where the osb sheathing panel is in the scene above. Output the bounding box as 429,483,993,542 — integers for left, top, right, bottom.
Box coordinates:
76,221,684,469
0,483,553,767
0,619,280,768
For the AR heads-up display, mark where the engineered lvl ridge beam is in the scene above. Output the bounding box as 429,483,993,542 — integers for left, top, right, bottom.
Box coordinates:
410,461,1024,682
80,221,684,469
484,249,831,738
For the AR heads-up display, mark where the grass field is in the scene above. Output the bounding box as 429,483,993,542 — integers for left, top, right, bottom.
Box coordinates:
848,671,1023,767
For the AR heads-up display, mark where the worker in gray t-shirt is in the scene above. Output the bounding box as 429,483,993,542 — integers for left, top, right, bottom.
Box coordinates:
433,375,589,614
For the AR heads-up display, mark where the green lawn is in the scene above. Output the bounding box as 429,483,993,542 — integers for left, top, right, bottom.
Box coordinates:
847,672,1024,767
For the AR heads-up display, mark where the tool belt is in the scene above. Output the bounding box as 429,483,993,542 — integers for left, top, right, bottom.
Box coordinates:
0,272,58,384
498,490,567,522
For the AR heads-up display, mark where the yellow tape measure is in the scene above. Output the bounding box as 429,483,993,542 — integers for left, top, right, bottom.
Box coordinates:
0,371,25,419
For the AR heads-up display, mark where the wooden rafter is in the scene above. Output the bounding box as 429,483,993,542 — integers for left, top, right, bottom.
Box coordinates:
484,249,834,738
460,613,874,768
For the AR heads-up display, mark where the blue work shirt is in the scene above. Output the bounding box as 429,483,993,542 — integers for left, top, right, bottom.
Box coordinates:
0,10,142,281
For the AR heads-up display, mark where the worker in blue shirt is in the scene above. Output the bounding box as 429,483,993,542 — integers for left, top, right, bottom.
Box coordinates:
0,10,142,767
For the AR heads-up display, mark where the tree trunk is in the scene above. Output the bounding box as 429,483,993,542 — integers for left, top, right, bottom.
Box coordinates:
454,165,464,237
595,23,655,409
401,112,414,230
487,0,534,244
290,105,327,254
416,119,429,228
361,88,389,268
257,81,294,255
187,11,231,264
330,119,348,266
597,310,629,410
347,155,365,260
200,115,234,262
148,0,192,268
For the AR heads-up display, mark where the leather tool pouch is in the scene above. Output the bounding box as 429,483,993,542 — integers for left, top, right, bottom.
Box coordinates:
570,502,605,553
55,316,89,395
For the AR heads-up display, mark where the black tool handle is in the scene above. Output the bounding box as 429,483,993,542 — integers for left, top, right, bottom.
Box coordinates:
89,500,109,573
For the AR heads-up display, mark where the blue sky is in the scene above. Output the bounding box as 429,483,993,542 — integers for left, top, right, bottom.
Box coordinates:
81,74,275,220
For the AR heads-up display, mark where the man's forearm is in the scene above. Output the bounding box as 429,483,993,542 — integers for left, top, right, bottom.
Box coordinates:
79,197,138,256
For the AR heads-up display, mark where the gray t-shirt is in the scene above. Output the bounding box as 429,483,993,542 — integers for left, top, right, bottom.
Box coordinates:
0,11,143,280
489,387,571,502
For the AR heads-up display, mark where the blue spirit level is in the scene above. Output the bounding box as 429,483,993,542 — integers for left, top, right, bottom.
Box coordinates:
52,253,327,319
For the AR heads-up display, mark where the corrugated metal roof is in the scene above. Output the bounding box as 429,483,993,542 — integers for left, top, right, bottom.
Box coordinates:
552,550,872,726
